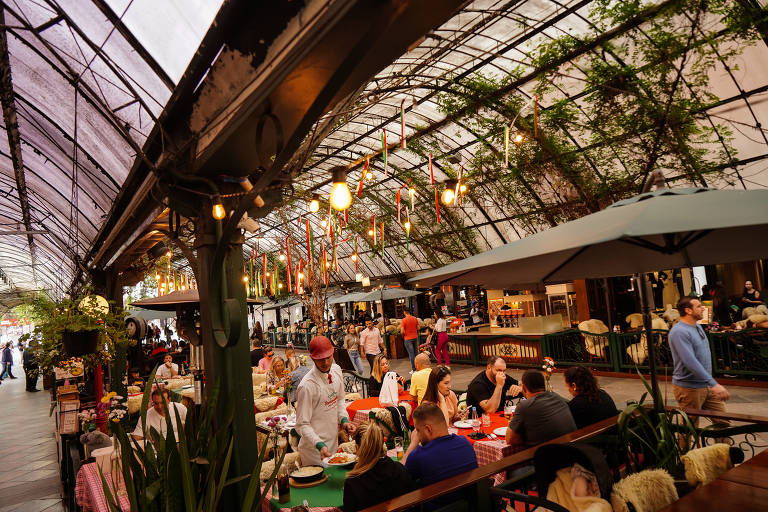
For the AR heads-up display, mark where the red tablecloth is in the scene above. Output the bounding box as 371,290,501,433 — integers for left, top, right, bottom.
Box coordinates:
346,392,414,424
453,412,521,486
75,462,131,512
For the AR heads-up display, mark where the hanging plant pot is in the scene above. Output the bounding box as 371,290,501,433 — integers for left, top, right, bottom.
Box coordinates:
62,329,100,357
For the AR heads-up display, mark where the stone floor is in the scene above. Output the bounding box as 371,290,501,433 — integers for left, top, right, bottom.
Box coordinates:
0,368,64,512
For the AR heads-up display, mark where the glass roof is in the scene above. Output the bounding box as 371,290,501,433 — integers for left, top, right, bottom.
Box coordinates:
248,0,768,285
0,0,222,297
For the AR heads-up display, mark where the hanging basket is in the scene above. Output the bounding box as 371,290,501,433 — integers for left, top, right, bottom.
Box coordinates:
62,329,100,357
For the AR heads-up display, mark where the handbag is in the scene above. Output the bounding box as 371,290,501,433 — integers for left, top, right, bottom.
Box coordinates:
379,371,399,406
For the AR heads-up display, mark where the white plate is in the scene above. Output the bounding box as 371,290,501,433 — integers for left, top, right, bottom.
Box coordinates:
323,453,357,467
493,426,508,437
453,420,474,429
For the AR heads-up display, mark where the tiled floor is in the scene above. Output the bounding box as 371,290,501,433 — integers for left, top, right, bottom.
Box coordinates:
0,367,64,512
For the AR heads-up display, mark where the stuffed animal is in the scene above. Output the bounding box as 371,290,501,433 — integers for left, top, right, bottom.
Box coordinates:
625,313,661,329
80,430,113,453
626,318,668,364
661,306,680,326
578,319,609,359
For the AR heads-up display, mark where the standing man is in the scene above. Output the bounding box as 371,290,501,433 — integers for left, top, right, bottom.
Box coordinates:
295,336,356,466
0,342,16,379
22,341,40,392
466,356,522,413
401,310,420,371
669,296,730,426
359,319,385,372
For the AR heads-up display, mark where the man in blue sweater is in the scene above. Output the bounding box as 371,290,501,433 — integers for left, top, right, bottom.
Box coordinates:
668,296,730,427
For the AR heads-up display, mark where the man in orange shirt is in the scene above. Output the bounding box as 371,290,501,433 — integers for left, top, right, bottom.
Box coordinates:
401,309,420,371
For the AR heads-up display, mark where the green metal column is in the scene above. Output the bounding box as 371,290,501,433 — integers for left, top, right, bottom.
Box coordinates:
196,213,257,506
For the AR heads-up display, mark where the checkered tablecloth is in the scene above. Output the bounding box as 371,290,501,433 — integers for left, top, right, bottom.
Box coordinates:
473,438,522,485
75,462,131,512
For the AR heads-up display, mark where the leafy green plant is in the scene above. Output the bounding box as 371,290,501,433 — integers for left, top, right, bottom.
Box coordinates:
101,369,285,511
617,371,705,477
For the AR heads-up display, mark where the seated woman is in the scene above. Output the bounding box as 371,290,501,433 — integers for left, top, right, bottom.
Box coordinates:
266,356,288,393
257,346,274,374
563,367,618,429
367,353,404,400
284,344,300,372
343,423,415,512
420,365,460,425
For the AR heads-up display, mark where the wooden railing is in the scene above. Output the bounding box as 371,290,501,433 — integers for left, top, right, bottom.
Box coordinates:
359,408,768,512
360,415,620,512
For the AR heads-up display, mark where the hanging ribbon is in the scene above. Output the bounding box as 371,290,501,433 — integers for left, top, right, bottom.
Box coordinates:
322,245,328,286
534,94,538,138
434,187,441,223
305,219,311,268
372,215,376,246
380,222,384,254
357,157,369,197
409,185,415,213
504,125,509,168
381,129,388,176
286,238,292,292
400,99,406,149
273,256,278,295
262,253,267,292
429,153,434,184
354,237,358,272
396,189,402,223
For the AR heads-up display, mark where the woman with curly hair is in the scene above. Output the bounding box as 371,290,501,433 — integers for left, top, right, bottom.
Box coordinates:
343,423,415,511
563,366,618,429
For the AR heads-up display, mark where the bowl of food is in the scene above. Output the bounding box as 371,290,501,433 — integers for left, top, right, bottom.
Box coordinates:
289,465,324,483
323,452,357,467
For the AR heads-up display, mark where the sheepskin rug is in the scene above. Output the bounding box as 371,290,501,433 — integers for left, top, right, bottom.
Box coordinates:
610,469,678,512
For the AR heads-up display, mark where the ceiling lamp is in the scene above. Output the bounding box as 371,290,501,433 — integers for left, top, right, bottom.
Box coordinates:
368,229,374,237
212,195,226,220
308,193,320,213
278,282,283,290
279,253,286,261
514,132,524,143
242,275,249,283
321,219,327,228
329,166,352,211
403,220,411,233
441,179,457,205
459,183,467,193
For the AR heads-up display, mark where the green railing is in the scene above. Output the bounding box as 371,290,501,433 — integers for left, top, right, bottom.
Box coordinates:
439,328,768,379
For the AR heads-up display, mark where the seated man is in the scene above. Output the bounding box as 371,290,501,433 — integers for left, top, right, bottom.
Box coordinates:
466,356,522,413
505,369,576,448
403,402,478,511
409,353,432,404
132,388,187,441
155,353,179,379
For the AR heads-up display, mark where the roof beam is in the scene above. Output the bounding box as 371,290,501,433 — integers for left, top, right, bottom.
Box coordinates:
0,8,37,287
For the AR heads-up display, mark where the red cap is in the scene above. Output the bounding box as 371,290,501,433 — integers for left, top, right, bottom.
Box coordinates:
309,336,334,359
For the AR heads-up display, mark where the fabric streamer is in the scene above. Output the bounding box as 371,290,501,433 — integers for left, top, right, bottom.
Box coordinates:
434,188,441,223
372,215,376,245
381,129,388,176
429,153,434,184
285,238,292,292
305,219,311,268
400,99,406,149
396,189,401,223
380,222,384,253
535,94,538,137
354,237,358,272
357,158,369,197
262,253,267,292
504,125,509,168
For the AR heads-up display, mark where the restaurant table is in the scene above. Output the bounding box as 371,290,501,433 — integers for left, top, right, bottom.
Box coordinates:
346,392,414,425
658,449,768,511
75,462,130,512
263,465,349,512
453,411,520,486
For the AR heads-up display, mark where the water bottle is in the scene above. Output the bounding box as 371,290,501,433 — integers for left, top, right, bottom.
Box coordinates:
471,406,480,434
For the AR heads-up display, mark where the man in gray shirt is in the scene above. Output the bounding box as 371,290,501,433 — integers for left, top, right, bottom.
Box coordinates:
668,296,729,427
505,369,576,447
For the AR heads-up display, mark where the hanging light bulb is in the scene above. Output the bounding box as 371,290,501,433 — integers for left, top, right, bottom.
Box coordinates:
408,187,415,199
459,183,467,193
212,195,226,220
298,272,304,280
308,194,320,213
155,273,161,281
265,272,270,277
404,220,411,233
514,132,524,143
242,275,249,283
368,229,374,237
278,282,283,290
366,170,373,181
166,250,172,258
351,253,358,262
279,253,286,261
329,166,352,211
441,179,457,205
321,219,327,228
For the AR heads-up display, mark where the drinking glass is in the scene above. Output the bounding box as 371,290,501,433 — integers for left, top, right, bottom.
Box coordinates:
472,417,481,434
503,402,515,420
482,413,491,427
394,437,404,460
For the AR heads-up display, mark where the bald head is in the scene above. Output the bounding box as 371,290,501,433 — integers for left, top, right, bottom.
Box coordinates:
414,352,430,370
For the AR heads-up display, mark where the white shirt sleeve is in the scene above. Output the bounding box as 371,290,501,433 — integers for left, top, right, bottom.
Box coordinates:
295,382,323,449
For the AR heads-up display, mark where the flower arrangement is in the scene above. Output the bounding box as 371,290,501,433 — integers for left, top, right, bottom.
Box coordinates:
263,415,291,432
79,408,97,432
542,356,556,390
98,391,128,432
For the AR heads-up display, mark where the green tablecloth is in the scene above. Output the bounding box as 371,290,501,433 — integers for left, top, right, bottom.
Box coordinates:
269,465,349,511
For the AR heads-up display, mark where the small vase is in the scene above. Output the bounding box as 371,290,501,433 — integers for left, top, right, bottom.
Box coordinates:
545,378,552,392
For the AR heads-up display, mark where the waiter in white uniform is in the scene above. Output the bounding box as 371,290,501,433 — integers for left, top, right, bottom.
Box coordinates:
295,336,355,466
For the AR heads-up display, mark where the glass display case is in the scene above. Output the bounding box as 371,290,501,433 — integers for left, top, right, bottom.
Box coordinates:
546,284,578,327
